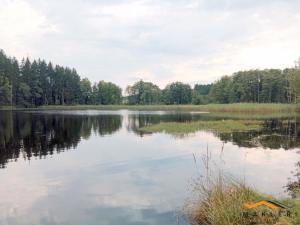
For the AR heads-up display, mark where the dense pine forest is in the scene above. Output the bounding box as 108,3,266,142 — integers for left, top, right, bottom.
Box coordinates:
0,49,300,107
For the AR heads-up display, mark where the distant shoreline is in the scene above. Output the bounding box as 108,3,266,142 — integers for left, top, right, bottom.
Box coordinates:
0,103,299,113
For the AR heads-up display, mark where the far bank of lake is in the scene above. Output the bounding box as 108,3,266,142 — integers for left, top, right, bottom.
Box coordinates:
1,103,299,114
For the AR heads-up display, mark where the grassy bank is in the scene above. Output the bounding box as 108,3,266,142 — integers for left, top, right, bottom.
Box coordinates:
139,120,263,134
186,177,300,225
0,103,299,113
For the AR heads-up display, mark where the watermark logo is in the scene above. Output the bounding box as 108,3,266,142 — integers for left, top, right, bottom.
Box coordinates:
244,200,290,210
242,199,297,222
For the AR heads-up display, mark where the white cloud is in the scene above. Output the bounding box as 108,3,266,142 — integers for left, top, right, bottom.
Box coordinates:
90,1,156,24
1,0,300,88
0,0,57,58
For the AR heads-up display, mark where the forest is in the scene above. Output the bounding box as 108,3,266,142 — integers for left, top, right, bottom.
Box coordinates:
0,49,300,107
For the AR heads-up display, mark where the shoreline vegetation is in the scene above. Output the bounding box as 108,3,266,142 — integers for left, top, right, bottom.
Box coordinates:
1,50,300,108
186,175,300,225
0,103,299,113
139,120,264,134
187,154,300,225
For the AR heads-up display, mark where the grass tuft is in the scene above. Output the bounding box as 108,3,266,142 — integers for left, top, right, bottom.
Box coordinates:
139,120,263,134
186,175,300,225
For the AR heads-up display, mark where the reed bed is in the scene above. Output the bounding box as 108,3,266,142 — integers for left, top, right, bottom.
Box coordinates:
1,103,298,114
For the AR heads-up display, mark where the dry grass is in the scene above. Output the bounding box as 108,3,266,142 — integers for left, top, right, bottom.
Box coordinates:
185,175,300,225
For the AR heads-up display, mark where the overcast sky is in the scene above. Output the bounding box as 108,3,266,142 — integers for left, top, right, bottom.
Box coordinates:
1,0,300,88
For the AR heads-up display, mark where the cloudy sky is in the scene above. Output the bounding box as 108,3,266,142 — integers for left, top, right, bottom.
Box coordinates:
1,0,300,88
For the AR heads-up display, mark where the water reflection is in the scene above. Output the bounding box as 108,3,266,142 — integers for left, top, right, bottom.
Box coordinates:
0,110,299,225
126,113,197,136
0,111,122,168
0,111,299,168
218,119,300,149
286,161,300,198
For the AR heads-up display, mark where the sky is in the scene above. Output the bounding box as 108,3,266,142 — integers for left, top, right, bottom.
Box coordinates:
1,0,300,89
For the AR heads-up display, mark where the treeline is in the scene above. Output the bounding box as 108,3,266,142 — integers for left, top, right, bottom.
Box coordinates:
0,49,300,106
209,69,300,104
126,70,300,105
0,50,122,106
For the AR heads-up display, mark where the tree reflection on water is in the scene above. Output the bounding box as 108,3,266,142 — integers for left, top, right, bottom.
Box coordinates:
286,161,300,198
0,111,122,168
0,111,299,168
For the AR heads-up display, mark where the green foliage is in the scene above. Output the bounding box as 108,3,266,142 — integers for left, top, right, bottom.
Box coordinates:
163,82,192,104
0,76,12,104
0,50,14,105
126,81,193,105
126,80,161,104
80,78,92,104
16,82,31,107
192,84,212,104
192,92,210,105
285,68,300,103
0,49,121,107
94,80,122,105
1,49,300,107
209,69,299,104
194,84,212,95
209,76,232,103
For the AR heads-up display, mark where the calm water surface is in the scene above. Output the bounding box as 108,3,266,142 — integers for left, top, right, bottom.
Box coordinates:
0,110,299,225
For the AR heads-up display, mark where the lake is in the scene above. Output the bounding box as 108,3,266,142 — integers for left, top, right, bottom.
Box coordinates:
0,110,299,225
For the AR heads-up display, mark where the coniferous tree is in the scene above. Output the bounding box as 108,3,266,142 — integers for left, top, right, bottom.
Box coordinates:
0,49,300,107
